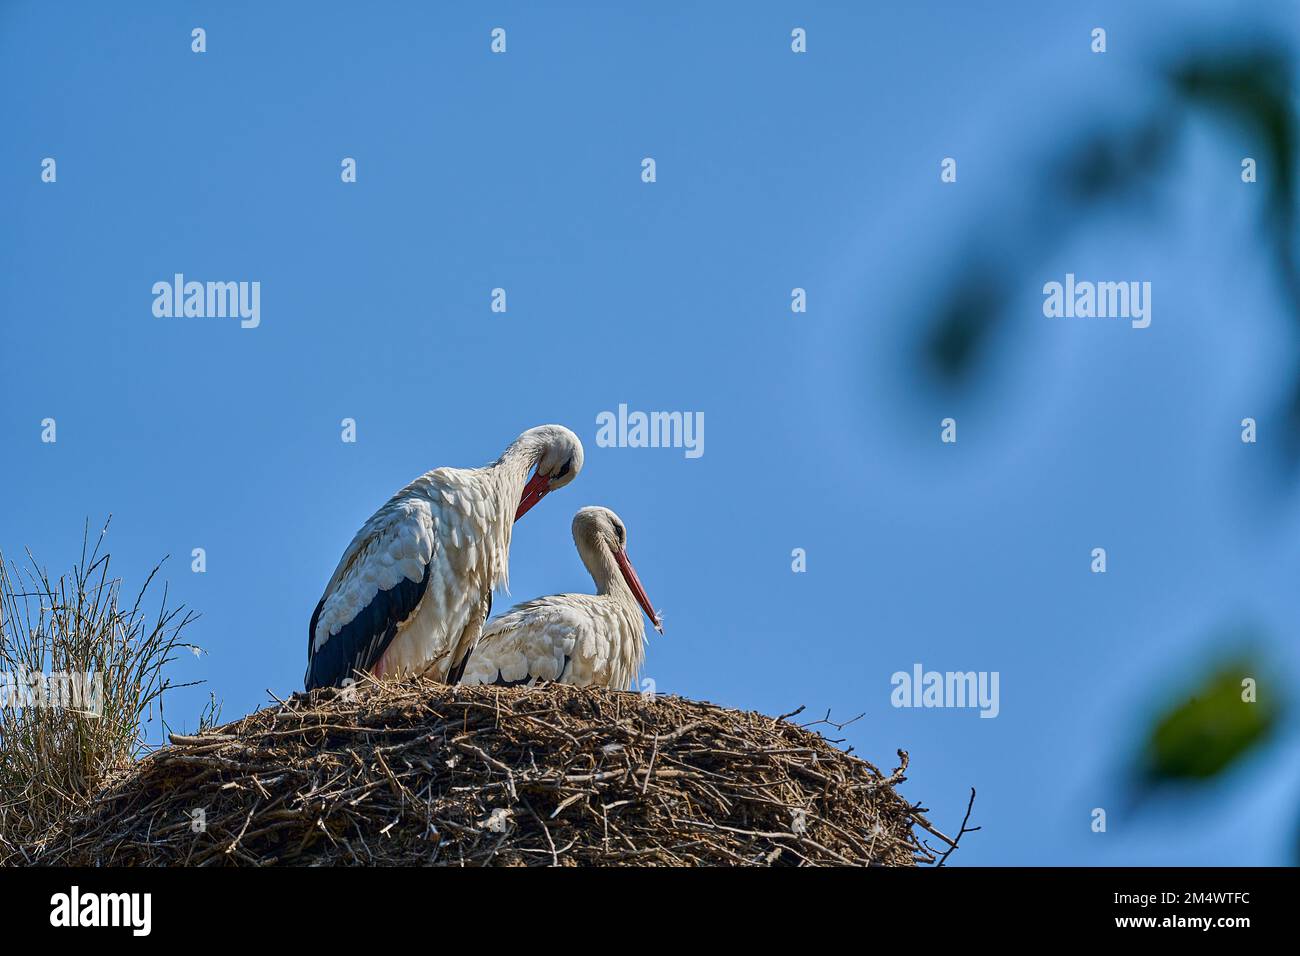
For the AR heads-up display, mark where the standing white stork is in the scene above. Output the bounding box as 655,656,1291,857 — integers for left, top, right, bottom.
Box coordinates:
304,424,584,691
458,506,662,689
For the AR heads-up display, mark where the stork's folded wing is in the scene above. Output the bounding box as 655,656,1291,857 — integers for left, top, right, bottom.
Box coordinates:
305,500,438,690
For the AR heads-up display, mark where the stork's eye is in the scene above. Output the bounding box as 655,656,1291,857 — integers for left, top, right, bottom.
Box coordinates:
555,459,572,479
615,524,626,544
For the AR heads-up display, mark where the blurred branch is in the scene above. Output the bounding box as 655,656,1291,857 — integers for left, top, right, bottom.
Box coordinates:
913,44,1300,474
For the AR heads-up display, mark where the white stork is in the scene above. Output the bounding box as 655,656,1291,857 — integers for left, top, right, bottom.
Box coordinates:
458,506,662,690
304,424,584,690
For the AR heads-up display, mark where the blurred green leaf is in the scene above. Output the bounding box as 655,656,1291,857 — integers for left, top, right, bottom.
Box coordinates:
1142,660,1281,782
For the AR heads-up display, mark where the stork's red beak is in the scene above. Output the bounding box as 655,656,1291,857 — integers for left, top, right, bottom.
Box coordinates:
614,547,663,634
515,469,551,521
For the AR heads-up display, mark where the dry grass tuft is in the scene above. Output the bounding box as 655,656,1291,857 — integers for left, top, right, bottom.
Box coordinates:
0,520,199,865
28,678,951,866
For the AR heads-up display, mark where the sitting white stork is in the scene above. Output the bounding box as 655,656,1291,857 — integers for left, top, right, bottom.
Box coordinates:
458,506,662,690
304,424,584,691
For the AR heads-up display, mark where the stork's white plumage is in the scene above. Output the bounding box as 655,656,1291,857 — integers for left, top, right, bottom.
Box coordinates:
458,506,662,690
304,425,584,691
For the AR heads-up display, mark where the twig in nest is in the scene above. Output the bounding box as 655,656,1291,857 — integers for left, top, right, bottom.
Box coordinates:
936,788,980,867
797,709,865,734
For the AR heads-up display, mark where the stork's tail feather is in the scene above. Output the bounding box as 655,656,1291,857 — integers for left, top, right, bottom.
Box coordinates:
445,650,471,685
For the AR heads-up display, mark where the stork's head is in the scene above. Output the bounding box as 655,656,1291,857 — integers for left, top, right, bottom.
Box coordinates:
573,506,663,634
514,424,585,521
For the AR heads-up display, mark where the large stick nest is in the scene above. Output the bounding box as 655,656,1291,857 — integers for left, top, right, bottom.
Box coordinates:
30,680,942,866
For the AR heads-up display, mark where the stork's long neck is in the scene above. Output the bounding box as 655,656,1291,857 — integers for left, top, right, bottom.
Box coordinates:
576,535,646,686
578,537,634,606
492,431,545,504
480,431,548,591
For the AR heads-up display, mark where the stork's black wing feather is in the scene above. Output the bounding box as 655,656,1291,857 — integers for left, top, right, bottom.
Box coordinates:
446,591,490,685
304,562,432,691
486,654,570,687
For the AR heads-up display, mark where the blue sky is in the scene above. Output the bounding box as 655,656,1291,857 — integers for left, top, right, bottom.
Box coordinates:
3,1,1298,865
